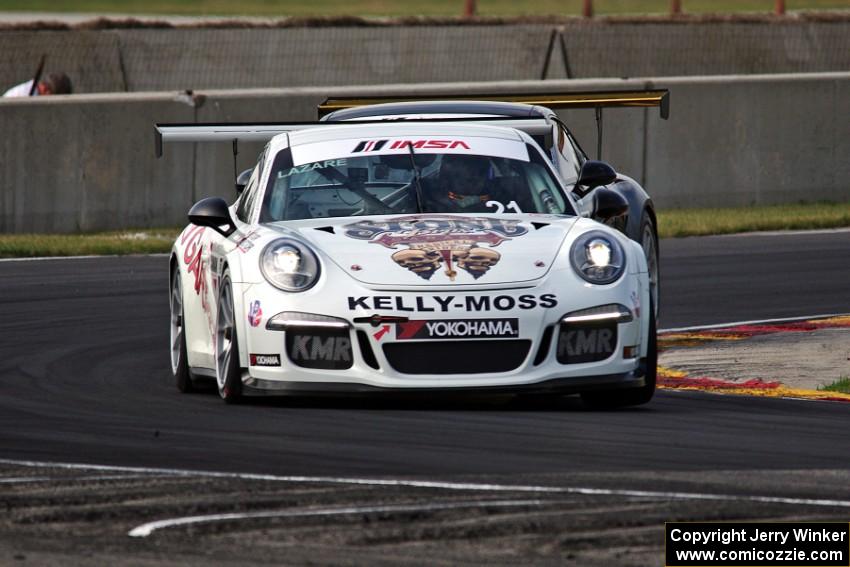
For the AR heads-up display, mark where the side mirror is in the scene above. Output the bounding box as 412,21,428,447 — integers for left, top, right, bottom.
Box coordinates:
235,168,253,195
592,188,629,221
576,160,617,194
188,197,236,237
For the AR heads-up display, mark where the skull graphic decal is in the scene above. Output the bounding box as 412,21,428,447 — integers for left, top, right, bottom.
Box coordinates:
344,215,528,281
454,247,501,279
391,248,444,280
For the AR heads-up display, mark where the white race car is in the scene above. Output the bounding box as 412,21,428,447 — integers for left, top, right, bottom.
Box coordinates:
162,121,656,407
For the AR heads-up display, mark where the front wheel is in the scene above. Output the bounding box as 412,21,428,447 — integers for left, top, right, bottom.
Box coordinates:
215,270,243,404
581,303,657,409
640,211,660,320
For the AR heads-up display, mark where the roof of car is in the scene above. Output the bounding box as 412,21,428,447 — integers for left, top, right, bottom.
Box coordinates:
322,101,549,121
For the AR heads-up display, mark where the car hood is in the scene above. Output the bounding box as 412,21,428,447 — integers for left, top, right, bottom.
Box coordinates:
264,214,579,287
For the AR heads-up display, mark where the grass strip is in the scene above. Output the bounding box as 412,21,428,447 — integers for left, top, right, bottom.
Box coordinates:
2,202,850,258
1,0,848,17
0,230,179,258
657,202,850,239
819,376,850,394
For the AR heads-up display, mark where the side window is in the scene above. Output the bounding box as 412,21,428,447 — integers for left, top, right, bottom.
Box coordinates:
235,169,258,223
566,131,587,165
555,123,582,185
235,146,269,224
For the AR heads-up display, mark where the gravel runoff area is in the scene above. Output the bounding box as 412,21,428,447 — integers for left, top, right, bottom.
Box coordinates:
5,462,850,566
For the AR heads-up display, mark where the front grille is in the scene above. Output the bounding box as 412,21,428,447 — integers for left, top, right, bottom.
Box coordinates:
285,328,353,370
556,321,618,364
382,340,531,375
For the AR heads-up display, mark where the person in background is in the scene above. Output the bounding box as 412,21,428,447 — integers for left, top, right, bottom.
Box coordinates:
2,72,73,98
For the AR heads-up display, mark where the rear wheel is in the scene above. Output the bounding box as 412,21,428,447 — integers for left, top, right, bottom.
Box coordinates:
581,302,657,409
170,268,193,393
215,270,243,404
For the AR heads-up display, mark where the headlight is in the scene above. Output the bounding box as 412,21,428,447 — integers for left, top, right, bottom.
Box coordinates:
570,231,626,285
260,238,320,292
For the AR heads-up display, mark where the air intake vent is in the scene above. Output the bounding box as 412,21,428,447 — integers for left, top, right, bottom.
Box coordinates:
356,330,380,370
533,325,554,366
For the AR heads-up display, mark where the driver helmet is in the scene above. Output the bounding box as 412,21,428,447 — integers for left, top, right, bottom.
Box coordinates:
439,154,492,208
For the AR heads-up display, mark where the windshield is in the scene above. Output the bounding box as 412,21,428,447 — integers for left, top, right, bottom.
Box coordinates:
260,142,574,222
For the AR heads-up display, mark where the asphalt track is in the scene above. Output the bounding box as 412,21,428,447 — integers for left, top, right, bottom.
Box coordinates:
1,229,850,474
2,230,850,565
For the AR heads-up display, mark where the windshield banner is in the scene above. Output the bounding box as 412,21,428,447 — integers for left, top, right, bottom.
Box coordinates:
291,137,529,166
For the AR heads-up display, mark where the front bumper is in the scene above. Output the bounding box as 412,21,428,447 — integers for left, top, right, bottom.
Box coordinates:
235,267,650,393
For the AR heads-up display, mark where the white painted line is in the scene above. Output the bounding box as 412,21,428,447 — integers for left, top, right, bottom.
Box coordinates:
660,312,850,334
0,255,102,262
0,474,168,484
0,457,567,491
0,253,169,263
0,477,52,483
713,227,850,238
65,474,174,481
128,499,547,538
5,456,850,527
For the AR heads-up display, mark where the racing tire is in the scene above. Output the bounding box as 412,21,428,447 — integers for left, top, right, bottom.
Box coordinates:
170,268,193,393
639,210,661,320
581,301,657,409
215,269,243,404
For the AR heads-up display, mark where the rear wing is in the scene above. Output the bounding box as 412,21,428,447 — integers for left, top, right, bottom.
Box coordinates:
156,89,668,156
318,89,670,120
156,89,668,163
317,89,669,159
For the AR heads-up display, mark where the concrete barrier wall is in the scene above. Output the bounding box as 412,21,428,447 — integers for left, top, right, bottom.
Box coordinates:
117,26,552,91
3,22,850,94
642,74,850,208
553,22,850,79
1,72,848,233
0,26,553,94
0,93,194,233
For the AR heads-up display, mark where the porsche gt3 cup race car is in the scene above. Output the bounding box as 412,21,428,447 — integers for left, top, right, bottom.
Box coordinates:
161,119,657,407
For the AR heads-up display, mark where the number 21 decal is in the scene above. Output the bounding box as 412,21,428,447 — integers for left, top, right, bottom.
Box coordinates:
484,200,523,214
